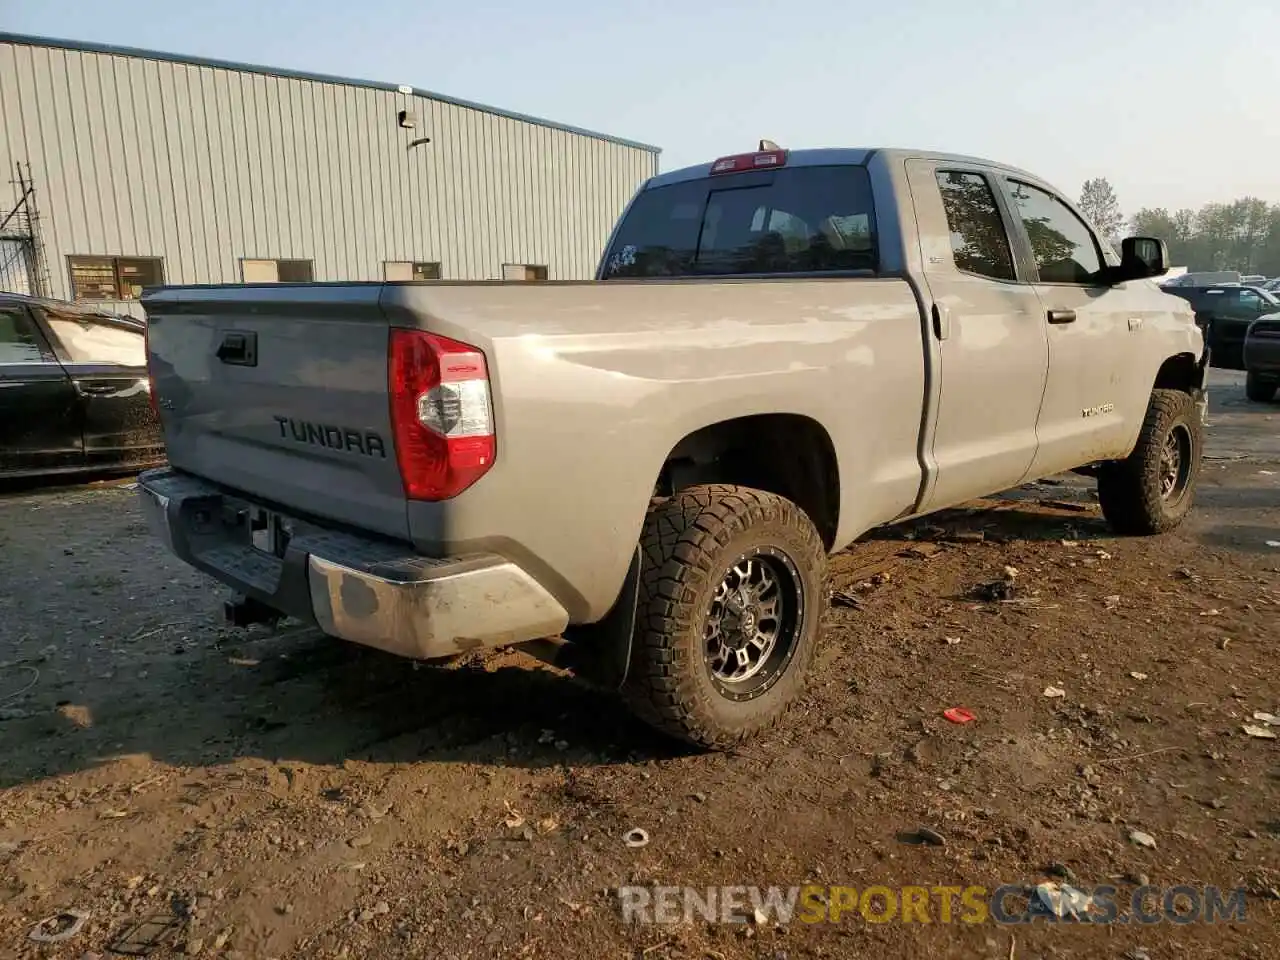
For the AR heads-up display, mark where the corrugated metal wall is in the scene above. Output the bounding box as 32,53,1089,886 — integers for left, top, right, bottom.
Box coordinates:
0,37,658,311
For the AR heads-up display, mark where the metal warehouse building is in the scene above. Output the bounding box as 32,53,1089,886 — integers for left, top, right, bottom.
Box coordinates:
0,32,660,315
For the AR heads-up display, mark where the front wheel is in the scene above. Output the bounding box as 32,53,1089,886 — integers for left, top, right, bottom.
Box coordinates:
1097,389,1203,535
1245,371,1277,403
622,484,828,750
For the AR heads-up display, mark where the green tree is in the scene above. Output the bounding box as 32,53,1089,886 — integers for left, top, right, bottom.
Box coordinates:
1078,178,1124,244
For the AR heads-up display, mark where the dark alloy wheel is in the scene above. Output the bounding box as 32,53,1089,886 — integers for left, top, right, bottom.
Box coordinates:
704,548,804,703
1157,422,1194,507
622,484,827,750
1098,388,1203,535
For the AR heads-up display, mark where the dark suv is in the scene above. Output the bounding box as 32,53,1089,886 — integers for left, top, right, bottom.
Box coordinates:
1162,284,1280,370
1244,314,1280,402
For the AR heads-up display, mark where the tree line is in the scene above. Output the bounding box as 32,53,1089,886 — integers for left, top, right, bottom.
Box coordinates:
1077,177,1280,277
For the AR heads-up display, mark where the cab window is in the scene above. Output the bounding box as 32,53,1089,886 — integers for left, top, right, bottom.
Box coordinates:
1006,180,1104,284
935,171,1016,281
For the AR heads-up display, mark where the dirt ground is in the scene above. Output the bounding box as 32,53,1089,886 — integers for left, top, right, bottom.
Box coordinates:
0,372,1277,960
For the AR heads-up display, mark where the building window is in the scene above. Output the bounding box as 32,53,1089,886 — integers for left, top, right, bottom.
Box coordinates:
68,256,164,301
241,258,315,283
384,261,442,281
502,263,548,281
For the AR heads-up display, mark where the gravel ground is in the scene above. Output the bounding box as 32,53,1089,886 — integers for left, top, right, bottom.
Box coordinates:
0,372,1277,959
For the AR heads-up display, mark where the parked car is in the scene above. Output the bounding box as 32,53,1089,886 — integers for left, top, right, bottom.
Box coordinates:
0,293,164,479
135,145,1206,749
1161,284,1280,370
1244,314,1280,402
1162,270,1241,288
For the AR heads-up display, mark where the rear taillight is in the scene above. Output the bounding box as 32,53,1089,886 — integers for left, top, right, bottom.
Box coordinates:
388,330,496,500
144,322,159,418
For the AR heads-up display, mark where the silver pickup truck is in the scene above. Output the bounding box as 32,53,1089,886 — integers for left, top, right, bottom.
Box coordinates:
137,146,1207,749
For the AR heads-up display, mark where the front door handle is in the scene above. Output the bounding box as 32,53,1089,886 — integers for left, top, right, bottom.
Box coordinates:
1047,309,1077,324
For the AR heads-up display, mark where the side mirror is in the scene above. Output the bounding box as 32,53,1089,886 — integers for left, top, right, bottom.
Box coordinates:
1119,236,1168,280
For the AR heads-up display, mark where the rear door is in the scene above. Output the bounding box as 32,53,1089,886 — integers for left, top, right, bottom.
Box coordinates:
904,160,1049,513
38,307,164,471
999,178,1140,473
0,301,83,476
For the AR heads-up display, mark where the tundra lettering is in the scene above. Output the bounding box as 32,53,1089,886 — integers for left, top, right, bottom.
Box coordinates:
273,415,386,458
139,144,1207,752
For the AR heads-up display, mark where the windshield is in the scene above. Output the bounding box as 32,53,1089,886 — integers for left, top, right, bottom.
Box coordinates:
601,164,878,279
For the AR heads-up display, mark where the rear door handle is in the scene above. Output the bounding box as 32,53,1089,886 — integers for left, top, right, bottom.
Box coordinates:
932,303,951,340
1047,309,1077,324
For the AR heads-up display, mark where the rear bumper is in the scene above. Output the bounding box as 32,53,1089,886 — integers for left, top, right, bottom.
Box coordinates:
136,468,569,659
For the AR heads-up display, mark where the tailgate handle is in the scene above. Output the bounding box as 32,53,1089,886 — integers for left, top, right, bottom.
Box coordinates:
216,331,257,366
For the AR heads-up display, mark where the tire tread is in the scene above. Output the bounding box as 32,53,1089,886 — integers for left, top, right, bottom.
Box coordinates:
1098,389,1201,536
622,484,827,749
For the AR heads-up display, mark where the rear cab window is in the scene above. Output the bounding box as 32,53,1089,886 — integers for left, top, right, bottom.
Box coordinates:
602,164,877,279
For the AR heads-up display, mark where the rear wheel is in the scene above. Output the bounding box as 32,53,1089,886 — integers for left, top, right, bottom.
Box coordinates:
1245,371,1277,403
622,484,827,750
1097,389,1202,535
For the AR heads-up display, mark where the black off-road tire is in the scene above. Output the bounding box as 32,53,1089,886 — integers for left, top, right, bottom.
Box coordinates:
1097,389,1202,536
621,484,828,750
1245,371,1277,403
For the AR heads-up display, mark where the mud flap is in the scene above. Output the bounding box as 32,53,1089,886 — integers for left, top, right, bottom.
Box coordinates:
1195,346,1211,426
560,546,641,690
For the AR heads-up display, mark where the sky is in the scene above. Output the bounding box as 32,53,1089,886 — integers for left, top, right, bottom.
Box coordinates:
4,0,1278,213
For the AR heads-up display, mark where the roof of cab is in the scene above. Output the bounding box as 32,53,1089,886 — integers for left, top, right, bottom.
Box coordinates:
646,147,1044,189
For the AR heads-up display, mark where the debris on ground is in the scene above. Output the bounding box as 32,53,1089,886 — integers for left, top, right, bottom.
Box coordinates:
1243,725,1278,740
831,589,862,608
624,828,650,848
911,827,947,847
902,543,944,560
1033,882,1095,919
28,910,89,943
1253,711,1280,726
1130,672,1149,681
1128,830,1158,849
973,579,1016,602
1043,686,1066,699
943,707,975,725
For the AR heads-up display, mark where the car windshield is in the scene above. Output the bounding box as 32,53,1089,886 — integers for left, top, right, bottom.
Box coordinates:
601,164,878,279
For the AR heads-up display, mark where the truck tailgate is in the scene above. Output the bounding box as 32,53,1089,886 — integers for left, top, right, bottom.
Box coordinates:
143,284,409,540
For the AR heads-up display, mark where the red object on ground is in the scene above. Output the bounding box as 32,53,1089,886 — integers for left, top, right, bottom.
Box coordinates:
943,707,976,724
